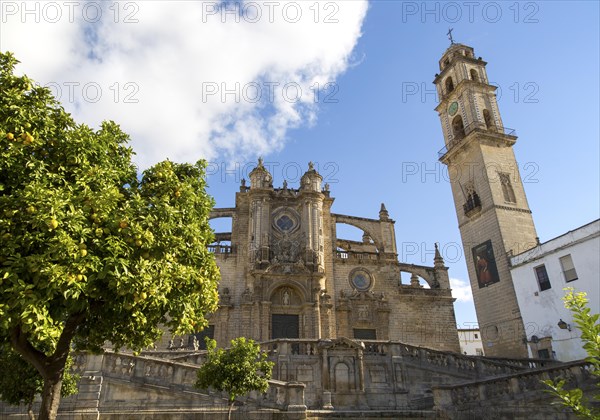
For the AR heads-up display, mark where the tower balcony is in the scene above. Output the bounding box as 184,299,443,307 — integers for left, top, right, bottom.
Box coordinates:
438,123,516,160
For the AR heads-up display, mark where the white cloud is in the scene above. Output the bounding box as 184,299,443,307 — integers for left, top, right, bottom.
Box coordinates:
1,0,369,169
450,278,473,303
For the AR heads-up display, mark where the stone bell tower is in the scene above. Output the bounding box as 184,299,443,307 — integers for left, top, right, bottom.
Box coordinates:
434,43,538,358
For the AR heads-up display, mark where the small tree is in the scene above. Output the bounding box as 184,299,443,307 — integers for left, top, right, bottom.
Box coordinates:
0,342,78,420
543,288,600,419
195,337,274,420
0,51,220,419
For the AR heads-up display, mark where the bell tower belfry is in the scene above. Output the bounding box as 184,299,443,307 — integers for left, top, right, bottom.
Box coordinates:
434,43,538,358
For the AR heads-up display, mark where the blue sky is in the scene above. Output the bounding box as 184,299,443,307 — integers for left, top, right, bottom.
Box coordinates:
2,1,599,326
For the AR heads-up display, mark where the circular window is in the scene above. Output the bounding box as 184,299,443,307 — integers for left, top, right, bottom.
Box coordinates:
349,269,372,291
272,208,300,234
276,215,294,231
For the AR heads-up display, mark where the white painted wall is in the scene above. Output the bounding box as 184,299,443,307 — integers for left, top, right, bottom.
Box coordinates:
457,329,484,356
510,220,600,362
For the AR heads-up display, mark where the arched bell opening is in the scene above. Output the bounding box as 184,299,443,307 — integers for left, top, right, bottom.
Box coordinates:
483,109,494,131
445,77,455,93
470,68,479,82
452,115,466,140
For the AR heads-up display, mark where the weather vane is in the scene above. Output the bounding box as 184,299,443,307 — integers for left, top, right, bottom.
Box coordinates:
447,28,455,45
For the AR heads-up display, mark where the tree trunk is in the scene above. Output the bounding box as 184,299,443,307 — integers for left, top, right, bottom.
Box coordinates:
27,401,35,420
228,400,234,420
38,376,63,420
10,312,85,420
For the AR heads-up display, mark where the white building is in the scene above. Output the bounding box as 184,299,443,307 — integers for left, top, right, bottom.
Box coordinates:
457,328,484,356
510,219,600,361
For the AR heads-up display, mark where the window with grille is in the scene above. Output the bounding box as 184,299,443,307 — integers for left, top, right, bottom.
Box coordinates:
559,254,578,282
534,265,551,291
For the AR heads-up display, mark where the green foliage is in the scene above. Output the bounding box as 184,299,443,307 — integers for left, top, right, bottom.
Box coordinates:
0,51,220,418
195,337,274,404
0,342,78,406
543,288,600,419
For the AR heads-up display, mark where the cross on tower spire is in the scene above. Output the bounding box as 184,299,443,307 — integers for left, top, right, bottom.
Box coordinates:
447,28,455,45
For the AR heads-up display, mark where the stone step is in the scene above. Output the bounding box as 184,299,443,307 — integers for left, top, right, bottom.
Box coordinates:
307,409,437,419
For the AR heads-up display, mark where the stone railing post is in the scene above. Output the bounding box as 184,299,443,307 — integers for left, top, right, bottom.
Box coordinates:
571,365,585,386
509,377,520,395
477,383,486,403
475,358,486,376
322,391,333,409
286,381,307,414
419,348,428,364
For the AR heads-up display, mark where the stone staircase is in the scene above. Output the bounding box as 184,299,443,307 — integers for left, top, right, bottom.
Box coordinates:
0,339,591,419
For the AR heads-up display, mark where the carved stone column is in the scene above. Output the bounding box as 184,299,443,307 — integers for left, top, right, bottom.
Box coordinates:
260,301,271,341
336,293,351,338
241,288,254,341
357,348,365,392
320,291,333,339
321,348,330,390
217,306,231,345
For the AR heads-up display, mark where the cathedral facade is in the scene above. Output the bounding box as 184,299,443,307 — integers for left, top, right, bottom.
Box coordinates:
175,159,460,353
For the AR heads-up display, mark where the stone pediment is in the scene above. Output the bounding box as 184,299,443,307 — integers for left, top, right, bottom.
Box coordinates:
264,261,311,275
273,187,299,198
340,289,386,302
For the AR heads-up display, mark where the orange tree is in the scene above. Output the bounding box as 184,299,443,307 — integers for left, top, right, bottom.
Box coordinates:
0,52,220,419
195,337,274,420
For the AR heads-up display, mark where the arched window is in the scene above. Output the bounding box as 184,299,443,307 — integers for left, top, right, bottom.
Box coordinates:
445,77,454,94
499,173,517,203
463,182,482,215
483,109,493,130
452,115,465,140
470,69,479,82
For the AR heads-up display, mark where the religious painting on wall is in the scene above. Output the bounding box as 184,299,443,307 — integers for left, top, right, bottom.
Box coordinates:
472,240,500,288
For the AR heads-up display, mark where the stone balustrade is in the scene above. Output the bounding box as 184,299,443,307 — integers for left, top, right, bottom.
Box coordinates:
471,355,560,370
143,338,577,415
207,244,234,254
389,341,544,377
259,338,547,379
261,338,321,356
335,251,380,261
72,351,307,414
432,360,595,415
